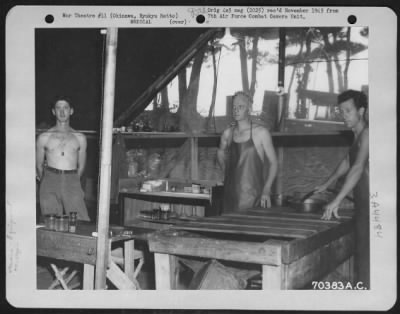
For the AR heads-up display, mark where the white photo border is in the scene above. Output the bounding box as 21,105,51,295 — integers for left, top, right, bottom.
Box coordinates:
5,5,397,310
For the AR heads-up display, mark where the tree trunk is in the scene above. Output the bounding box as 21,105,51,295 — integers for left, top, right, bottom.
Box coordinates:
322,33,335,93
205,46,218,132
286,40,304,118
161,87,170,110
179,46,206,132
343,27,351,90
331,34,344,92
152,94,159,109
178,69,187,105
333,57,344,92
239,39,249,94
296,33,312,119
249,35,259,98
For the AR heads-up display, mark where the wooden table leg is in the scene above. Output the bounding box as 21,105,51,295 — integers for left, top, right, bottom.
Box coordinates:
83,264,95,290
340,255,355,284
119,194,125,226
154,253,178,290
124,239,135,282
262,264,283,290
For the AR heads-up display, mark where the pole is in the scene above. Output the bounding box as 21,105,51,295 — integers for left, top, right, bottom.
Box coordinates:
95,27,118,289
277,27,286,130
276,28,286,199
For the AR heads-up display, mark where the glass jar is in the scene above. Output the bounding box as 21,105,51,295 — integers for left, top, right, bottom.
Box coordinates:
45,214,56,230
69,212,77,233
54,215,62,231
160,204,170,220
56,215,69,232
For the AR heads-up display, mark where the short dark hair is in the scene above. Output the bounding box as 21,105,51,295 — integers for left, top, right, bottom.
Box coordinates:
51,96,73,110
232,91,253,104
338,90,367,110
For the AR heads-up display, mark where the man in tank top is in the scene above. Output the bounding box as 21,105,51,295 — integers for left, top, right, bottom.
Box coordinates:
217,91,278,213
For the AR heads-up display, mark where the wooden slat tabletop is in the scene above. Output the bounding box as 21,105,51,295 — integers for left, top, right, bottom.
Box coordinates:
170,207,354,239
242,207,354,220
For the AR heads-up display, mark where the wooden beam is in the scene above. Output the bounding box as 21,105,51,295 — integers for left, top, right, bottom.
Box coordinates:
114,29,219,126
262,264,283,290
124,240,135,282
186,215,331,232
148,230,283,265
281,222,355,264
37,229,97,265
83,265,95,290
154,253,179,290
172,222,313,238
106,261,138,289
190,136,198,180
284,233,355,289
95,27,118,289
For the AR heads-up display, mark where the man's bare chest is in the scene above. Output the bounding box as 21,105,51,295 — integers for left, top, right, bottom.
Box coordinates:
46,133,79,153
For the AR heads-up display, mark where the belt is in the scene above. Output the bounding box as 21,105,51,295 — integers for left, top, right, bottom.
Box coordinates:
46,166,78,174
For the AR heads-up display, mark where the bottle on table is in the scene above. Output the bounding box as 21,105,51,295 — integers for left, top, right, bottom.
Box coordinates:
69,211,78,233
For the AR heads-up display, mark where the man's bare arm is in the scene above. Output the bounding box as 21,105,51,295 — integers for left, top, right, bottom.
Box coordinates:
260,128,278,194
77,133,87,177
334,130,369,203
36,133,47,180
322,130,369,220
217,128,231,173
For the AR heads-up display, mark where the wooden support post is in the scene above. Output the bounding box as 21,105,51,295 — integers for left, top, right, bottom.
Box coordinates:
154,253,178,290
347,255,355,284
83,264,95,290
190,136,198,180
262,264,283,290
124,240,135,282
95,27,118,289
324,255,355,284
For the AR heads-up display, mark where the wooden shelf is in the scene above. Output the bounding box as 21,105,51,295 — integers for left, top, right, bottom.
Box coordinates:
37,129,352,140
121,191,211,201
115,130,352,139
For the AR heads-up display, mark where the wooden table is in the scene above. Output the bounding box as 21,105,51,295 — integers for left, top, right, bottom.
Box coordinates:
147,207,355,290
37,222,151,289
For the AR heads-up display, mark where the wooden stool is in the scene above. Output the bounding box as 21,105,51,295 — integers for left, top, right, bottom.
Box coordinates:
48,264,80,290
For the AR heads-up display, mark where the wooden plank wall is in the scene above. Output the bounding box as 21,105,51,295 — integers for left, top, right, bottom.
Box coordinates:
282,146,348,195
118,145,348,194
80,136,350,223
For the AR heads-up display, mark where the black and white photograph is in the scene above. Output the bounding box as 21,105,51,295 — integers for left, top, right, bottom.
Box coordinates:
5,6,397,310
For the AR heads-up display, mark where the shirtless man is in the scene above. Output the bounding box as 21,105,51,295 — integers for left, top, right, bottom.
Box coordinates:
217,91,278,212
314,90,369,288
36,97,90,221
